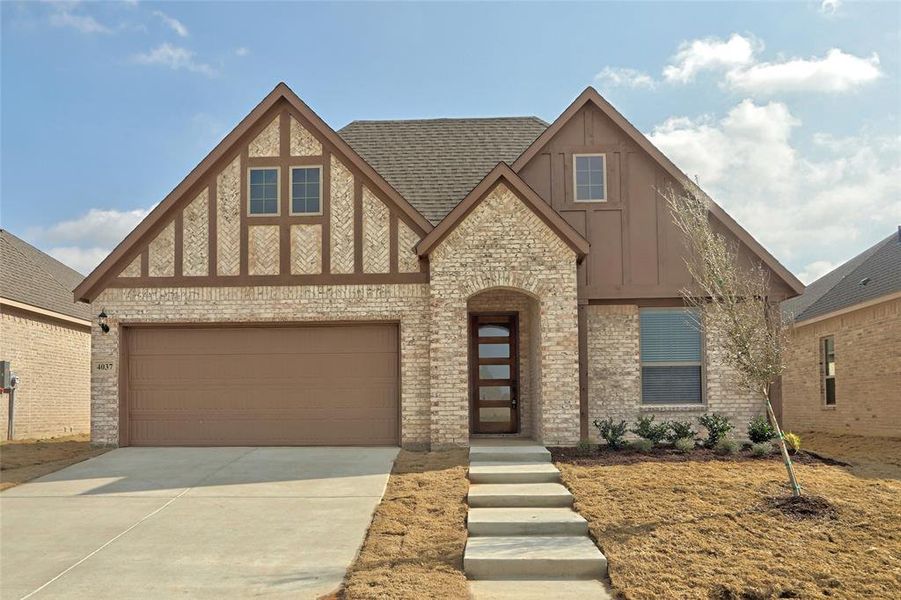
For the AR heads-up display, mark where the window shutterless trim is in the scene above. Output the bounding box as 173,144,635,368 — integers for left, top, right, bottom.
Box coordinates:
821,335,836,407
638,307,706,405
288,165,324,216
247,166,281,216
572,153,607,203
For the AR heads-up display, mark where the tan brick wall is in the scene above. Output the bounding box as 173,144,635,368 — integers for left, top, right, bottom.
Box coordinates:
182,188,209,277
362,186,390,273
0,306,90,440
147,221,175,278
428,183,580,447
329,155,355,274
782,297,900,437
248,117,280,157
90,284,431,448
289,117,322,156
216,155,241,276
585,304,763,442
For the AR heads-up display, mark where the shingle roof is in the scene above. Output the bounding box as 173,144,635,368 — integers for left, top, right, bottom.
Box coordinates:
0,229,92,321
338,117,548,224
783,229,901,323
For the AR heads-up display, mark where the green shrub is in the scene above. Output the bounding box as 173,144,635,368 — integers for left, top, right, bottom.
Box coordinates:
784,432,802,454
630,415,670,445
747,415,777,444
698,413,735,448
674,437,696,453
750,442,773,457
666,420,698,443
631,438,654,453
593,417,628,450
713,438,740,455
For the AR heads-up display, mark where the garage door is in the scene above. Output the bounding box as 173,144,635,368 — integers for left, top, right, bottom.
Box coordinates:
123,324,398,446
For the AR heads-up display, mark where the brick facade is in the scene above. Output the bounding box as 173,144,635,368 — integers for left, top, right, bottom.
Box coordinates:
585,304,763,442
782,297,900,437
0,306,91,440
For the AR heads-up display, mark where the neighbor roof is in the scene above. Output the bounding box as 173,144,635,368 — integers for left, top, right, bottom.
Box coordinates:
783,229,901,323
0,230,92,321
339,117,548,224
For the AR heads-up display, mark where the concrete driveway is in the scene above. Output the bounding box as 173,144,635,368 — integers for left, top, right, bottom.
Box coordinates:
0,447,398,600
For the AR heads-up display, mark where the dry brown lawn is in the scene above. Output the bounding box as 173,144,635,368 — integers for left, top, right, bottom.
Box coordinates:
556,438,901,600
338,449,469,600
0,434,108,491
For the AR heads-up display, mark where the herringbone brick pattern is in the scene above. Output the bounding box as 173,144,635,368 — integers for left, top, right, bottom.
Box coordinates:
248,117,280,157
182,188,209,276
362,186,390,273
217,155,241,276
248,225,280,276
290,117,322,156
397,219,421,273
330,155,355,274
148,221,175,277
291,224,322,274
119,255,141,278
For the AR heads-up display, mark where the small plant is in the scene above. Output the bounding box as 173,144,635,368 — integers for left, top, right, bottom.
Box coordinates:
593,417,629,449
674,437,696,453
713,438,740,455
698,412,735,448
751,442,774,457
666,420,698,443
576,440,594,456
748,415,777,444
631,438,654,453
784,432,802,454
630,415,670,445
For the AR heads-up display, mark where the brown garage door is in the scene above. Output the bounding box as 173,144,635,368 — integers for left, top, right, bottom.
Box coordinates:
123,324,398,446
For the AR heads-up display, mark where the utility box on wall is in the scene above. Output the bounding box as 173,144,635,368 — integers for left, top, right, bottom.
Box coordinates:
0,360,11,390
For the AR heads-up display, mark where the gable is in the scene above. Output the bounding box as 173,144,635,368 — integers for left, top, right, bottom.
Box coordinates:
514,88,803,300
76,85,430,302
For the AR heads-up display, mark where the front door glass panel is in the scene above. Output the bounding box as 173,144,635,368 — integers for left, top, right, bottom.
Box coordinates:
471,314,518,434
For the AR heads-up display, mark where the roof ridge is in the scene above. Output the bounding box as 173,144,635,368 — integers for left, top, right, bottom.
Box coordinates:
343,116,548,125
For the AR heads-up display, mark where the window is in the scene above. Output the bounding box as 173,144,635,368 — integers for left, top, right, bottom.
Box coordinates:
640,308,703,404
574,154,606,202
822,336,836,406
291,167,322,215
249,168,279,215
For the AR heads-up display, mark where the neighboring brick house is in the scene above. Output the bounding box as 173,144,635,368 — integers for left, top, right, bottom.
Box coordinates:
781,230,900,438
74,84,803,449
1,230,92,440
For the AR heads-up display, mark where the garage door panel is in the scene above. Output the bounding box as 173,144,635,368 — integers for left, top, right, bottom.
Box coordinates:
125,325,399,446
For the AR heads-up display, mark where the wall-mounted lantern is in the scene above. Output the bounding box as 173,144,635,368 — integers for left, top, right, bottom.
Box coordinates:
98,309,110,334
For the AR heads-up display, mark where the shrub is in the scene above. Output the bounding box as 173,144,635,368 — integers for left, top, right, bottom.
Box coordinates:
666,420,698,443
630,415,670,445
631,438,654,453
593,417,629,450
751,442,774,457
784,432,802,454
674,437,696,453
747,415,777,444
714,438,740,455
698,413,735,448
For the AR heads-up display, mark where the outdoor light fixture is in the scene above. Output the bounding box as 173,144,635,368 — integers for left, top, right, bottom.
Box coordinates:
98,309,110,334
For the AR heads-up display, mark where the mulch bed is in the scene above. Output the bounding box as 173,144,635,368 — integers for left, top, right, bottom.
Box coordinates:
550,444,834,467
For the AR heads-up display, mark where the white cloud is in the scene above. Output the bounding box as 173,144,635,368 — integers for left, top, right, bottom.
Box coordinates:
663,34,758,83
820,0,842,16
797,260,839,284
132,43,216,77
235,47,250,57
25,208,151,274
647,100,901,278
48,6,112,34
595,67,656,90
727,49,881,94
153,9,188,37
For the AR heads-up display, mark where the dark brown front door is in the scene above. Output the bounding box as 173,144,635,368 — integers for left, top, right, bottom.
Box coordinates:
470,313,519,434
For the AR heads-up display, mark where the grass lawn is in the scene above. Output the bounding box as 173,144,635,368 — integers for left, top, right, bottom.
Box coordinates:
0,434,108,491
337,449,470,600
554,435,901,600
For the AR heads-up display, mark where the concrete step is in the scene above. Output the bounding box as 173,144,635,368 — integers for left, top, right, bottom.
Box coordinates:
464,535,607,580
470,445,552,463
468,483,572,508
469,579,614,599
468,507,588,536
469,461,561,484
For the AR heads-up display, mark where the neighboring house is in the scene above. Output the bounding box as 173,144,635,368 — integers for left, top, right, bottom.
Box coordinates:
0,230,92,440
781,230,900,438
74,84,803,449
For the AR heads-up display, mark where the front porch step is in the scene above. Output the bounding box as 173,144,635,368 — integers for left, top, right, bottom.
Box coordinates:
468,483,572,508
468,507,588,536
469,579,614,599
470,445,552,463
464,535,607,580
468,461,561,484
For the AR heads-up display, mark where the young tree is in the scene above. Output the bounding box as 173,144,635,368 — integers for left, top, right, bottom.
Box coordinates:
664,185,802,496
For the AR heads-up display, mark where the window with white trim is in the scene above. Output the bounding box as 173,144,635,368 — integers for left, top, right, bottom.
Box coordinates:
640,308,704,404
249,168,279,215
574,154,606,202
291,166,322,215
822,336,836,406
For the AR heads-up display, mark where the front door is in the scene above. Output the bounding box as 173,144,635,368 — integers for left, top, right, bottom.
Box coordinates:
470,313,519,434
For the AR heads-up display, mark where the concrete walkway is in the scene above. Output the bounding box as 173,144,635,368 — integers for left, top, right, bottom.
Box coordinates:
465,440,612,599
0,447,398,600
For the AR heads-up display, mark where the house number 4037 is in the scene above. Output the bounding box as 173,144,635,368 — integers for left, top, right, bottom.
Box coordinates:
95,362,114,371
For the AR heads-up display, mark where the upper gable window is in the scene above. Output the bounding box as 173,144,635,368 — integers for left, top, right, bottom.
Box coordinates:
574,154,606,202
249,168,279,215
290,167,322,215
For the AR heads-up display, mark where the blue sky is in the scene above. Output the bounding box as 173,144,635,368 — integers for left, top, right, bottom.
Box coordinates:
2,0,899,283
